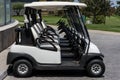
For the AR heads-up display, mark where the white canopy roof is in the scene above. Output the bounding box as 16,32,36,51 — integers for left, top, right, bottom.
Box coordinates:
24,1,87,10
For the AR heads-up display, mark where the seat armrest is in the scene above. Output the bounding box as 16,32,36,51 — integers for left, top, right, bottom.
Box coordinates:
36,38,57,51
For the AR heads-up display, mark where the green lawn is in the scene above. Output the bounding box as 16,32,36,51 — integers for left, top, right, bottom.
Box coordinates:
43,15,67,25
12,15,66,25
13,16,24,22
87,16,120,32
12,15,120,32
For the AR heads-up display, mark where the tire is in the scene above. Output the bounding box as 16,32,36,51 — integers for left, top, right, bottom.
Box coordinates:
86,59,105,77
13,59,33,77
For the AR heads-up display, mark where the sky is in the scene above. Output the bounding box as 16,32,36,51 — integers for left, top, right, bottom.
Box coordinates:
111,0,120,7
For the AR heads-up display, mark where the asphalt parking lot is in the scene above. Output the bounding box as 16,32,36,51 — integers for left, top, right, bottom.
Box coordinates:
2,30,120,80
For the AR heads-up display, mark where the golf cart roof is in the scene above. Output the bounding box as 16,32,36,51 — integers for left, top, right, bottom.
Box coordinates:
24,1,87,10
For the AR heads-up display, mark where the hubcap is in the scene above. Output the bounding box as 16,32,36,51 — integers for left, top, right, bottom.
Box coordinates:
91,64,102,74
17,64,28,75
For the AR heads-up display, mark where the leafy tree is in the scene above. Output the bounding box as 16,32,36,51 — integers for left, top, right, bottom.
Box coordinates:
12,2,24,16
116,1,120,16
117,1,120,5
116,7,120,16
109,7,116,16
81,0,111,24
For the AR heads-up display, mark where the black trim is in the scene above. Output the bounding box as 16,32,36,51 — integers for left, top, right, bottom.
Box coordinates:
7,52,104,70
79,53,104,68
7,52,82,70
34,64,84,70
7,52,37,66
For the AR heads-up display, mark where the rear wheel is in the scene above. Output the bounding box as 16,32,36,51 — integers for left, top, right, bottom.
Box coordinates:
13,59,32,77
86,59,105,77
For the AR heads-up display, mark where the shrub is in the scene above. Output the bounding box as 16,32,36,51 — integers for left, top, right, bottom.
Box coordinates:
93,15,105,24
12,2,24,16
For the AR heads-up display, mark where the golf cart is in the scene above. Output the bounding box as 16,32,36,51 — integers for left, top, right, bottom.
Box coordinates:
7,1,105,77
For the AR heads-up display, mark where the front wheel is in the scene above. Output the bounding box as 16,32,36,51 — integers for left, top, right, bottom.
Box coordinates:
86,59,105,77
13,59,33,77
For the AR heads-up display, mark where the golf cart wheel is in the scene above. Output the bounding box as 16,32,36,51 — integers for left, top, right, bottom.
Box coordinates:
13,59,32,77
86,59,105,77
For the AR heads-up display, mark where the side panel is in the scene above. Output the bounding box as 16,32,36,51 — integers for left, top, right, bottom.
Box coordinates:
9,45,61,64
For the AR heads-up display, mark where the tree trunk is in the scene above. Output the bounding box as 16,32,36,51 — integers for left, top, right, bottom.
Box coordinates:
93,13,96,24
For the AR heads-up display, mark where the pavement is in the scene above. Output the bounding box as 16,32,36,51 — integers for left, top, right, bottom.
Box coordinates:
0,30,120,80
0,48,9,80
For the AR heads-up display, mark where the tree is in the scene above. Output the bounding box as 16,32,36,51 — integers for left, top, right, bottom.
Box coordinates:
109,7,116,16
81,0,111,24
116,1,120,16
12,2,24,16
117,1,120,6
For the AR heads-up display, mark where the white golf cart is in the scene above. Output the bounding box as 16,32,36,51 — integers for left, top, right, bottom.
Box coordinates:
7,1,105,77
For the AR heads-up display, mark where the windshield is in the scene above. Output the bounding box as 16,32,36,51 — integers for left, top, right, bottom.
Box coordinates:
64,7,90,40
64,6,90,53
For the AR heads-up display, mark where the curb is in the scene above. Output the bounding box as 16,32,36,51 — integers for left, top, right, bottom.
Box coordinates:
0,71,7,80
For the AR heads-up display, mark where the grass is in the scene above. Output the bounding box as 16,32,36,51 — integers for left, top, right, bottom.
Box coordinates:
12,15,120,32
12,15,66,25
43,15,67,25
13,16,24,22
87,16,120,32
